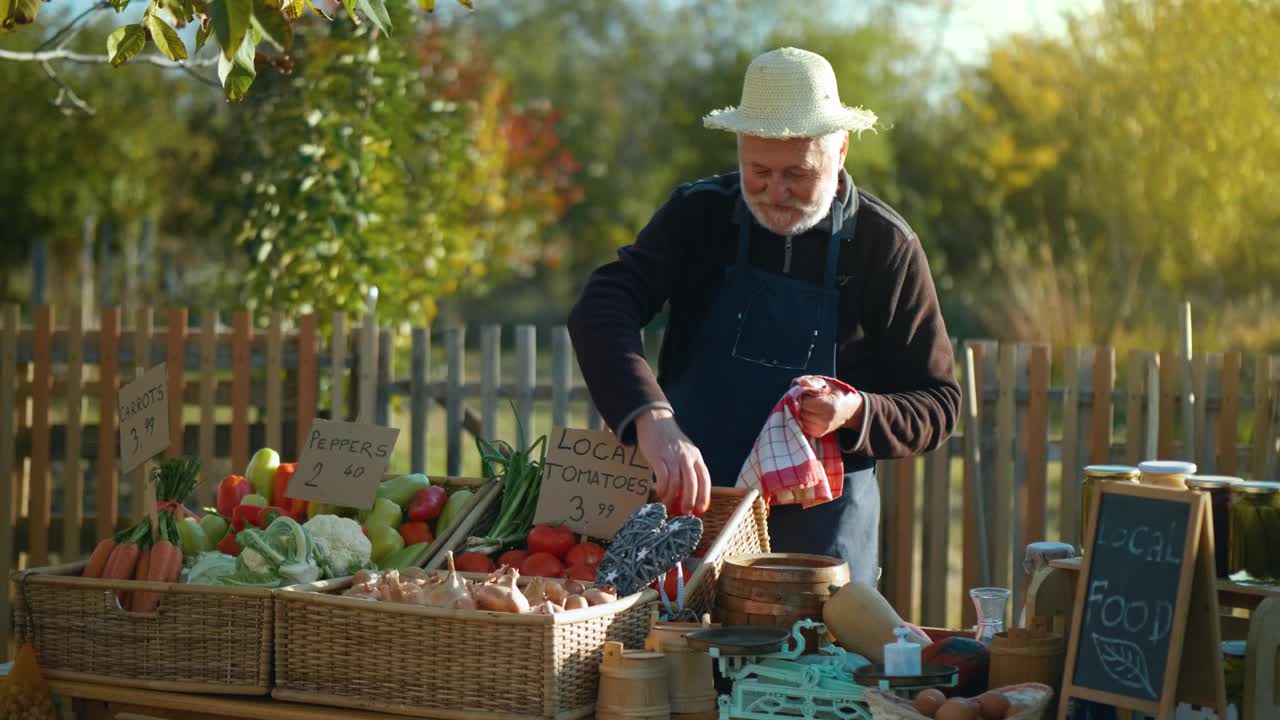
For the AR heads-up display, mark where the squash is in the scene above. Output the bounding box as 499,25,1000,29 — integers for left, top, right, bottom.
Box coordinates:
822,582,927,662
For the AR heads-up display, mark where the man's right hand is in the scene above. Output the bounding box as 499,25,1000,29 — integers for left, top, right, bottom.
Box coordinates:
634,408,711,516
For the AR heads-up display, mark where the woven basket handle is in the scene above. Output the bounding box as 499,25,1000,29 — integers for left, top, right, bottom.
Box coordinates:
103,589,163,618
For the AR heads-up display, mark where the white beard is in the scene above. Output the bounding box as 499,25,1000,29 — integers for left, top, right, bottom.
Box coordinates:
740,170,840,237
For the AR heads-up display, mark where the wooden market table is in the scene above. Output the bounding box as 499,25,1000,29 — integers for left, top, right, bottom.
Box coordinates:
48,680,604,720
1024,556,1280,720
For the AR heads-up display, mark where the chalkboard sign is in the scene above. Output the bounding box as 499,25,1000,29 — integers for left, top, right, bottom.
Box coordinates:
1057,482,1220,720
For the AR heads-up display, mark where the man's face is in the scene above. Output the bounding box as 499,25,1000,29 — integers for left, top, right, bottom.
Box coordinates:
739,134,846,237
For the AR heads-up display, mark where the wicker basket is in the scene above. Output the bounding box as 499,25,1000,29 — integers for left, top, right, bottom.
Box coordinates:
863,683,1054,720
274,580,658,719
13,562,275,694
680,487,772,618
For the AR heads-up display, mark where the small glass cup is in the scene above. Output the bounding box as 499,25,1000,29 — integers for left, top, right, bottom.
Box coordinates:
969,587,1010,646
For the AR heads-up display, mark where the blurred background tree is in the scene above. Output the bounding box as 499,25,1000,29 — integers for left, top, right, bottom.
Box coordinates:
2,0,1278,352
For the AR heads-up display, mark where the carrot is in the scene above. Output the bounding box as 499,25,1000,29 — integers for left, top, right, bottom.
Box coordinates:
83,538,115,578
122,545,152,610
102,541,141,580
132,513,184,613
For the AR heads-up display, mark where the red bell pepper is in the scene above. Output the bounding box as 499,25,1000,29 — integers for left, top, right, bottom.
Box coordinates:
399,521,433,547
232,504,286,531
216,531,241,557
407,486,448,522
271,463,308,519
216,474,252,517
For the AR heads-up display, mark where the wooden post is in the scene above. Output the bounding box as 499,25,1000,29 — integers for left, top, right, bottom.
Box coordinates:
1125,350,1148,465
1159,350,1178,459
331,311,347,422
551,326,572,428
1217,352,1241,476
376,328,393,428
357,302,378,424
481,325,501,441
1146,353,1160,462
1181,302,1195,461
230,310,251,475
30,305,52,566
96,306,119,542
446,328,465,477
165,308,187,460
64,306,85,559
410,327,430,473
0,305,19,661
1251,356,1275,480
1088,347,1115,464
266,312,284,451
962,344,984,624
993,344,1016,596
1193,352,1211,471
1060,348,1081,546
1022,344,1050,605
516,325,536,437
297,313,318,458
129,307,153,522
921,441,950,628
197,309,218,507
892,458,915,619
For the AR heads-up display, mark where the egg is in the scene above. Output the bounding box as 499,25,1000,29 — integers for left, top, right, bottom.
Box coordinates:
912,688,947,717
935,698,980,720
975,691,1011,720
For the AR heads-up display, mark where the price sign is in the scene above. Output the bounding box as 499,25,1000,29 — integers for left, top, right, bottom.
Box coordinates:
118,363,170,473
533,427,652,539
289,419,400,510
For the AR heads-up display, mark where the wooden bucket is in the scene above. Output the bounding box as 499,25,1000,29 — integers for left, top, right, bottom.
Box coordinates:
988,625,1065,692
716,553,848,652
597,641,671,720
646,616,720,719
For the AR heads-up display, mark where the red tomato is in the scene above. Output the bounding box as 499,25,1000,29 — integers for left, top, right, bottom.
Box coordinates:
520,552,566,578
455,552,496,574
497,549,530,569
565,563,597,582
527,525,575,559
565,542,605,568
667,489,707,517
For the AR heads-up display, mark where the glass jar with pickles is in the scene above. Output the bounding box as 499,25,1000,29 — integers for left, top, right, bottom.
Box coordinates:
1228,481,1280,585
1186,475,1242,579
1080,465,1140,540
1137,460,1197,489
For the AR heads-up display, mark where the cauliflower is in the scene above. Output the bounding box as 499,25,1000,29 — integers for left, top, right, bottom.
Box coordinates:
305,514,373,579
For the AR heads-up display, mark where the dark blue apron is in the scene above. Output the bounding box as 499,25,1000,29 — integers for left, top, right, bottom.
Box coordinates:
662,193,880,586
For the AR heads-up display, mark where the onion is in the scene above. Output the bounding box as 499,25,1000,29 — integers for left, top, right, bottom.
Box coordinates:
583,588,617,606
543,579,569,606
563,594,589,610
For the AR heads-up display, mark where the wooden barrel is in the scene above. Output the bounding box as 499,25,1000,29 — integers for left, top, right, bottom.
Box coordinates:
646,618,720,719
597,641,671,720
716,554,849,653
988,626,1065,692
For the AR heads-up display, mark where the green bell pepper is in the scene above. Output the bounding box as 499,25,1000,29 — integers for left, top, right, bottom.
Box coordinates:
361,497,403,530
376,473,431,509
177,516,209,558
366,523,405,564
377,542,430,570
436,488,473,537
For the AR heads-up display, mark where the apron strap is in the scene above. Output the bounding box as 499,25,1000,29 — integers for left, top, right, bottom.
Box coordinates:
824,196,855,290
734,197,751,266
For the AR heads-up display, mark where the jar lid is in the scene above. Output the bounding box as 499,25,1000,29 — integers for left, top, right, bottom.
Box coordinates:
1138,460,1198,476
1186,475,1243,488
1084,465,1141,478
1230,481,1280,495
1221,640,1247,657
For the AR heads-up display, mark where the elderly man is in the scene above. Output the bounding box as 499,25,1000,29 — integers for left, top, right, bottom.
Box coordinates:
568,47,960,583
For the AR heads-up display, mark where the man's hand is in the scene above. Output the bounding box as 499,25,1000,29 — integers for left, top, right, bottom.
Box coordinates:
796,378,864,439
634,408,711,516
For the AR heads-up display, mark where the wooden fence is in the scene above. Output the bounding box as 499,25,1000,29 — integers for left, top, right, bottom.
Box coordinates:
2,303,1279,660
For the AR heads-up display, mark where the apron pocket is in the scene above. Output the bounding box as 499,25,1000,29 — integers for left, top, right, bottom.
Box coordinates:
731,286,821,370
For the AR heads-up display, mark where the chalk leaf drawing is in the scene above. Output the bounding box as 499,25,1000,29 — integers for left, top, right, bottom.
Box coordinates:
1092,633,1157,699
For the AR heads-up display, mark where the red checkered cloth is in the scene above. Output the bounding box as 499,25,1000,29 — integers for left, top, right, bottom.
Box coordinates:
736,376,856,508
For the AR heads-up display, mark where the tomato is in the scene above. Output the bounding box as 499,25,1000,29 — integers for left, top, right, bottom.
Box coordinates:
455,552,496,574
520,552,565,578
565,541,605,568
527,524,575,559
667,489,707,517
399,521,433,547
565,562,597,582
497,549,530,569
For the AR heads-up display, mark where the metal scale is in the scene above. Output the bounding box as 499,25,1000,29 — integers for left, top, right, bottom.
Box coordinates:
686,620,874,720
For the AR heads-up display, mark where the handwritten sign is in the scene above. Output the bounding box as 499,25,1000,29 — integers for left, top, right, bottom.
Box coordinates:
1058,482,1224,720
288,419,400,510
118,363,170,473
533,427,652,539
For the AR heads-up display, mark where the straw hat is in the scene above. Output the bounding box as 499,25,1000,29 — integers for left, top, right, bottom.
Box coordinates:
703,47,877,138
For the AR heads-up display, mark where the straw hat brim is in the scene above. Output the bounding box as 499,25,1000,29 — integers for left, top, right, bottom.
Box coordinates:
703,104,878,138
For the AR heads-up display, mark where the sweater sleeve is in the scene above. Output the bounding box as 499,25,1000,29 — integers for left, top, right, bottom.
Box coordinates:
567,192,689,445
838,233,960,458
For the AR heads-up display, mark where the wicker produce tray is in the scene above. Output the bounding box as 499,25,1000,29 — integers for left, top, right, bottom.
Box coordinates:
272,486,768,719
13,561,275,694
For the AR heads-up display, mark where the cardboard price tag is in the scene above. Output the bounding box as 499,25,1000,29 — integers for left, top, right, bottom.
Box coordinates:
118,363,170,474
532,427,652,539
289,419,400,510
